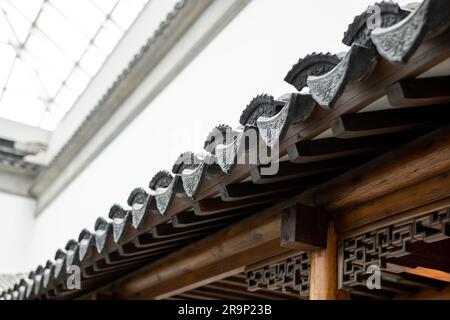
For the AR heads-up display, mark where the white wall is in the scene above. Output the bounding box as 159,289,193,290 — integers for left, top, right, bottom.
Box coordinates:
1,0,413,272
0,192,35,273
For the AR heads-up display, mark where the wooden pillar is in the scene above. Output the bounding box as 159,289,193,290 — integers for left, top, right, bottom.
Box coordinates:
309,222,348,300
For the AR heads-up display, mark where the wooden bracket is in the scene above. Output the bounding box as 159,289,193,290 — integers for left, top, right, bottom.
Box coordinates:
280,203,330,251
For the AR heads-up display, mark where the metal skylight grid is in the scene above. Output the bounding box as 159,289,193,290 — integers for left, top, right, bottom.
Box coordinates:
0,0,148,130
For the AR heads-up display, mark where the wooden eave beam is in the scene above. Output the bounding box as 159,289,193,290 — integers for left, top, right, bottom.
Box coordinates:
314,126,450,213
117,209,286,299
336,172,450,235
222,127,450,237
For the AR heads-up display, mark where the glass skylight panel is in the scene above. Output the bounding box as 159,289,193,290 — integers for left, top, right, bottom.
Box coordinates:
1,2,31,43
7,0,43,22
26,32,73,82
94,19,123,55
39,110,59,130
50,0,104,40
111,0,146,30
37,5,90,62
1,90,46,127
0,43,15,88
0,0,150,130
66,67,90,95
90,0,117,16
0,27,9,43
6,58,39,98
79,46,106,76
32,62,62,99
54,89,76,114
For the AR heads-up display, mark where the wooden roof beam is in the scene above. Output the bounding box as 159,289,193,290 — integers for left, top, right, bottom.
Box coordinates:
387,241,450,274
336,172,450,234
251,157,364,185
315,126,450,213
386,263,450,283
387,76,450,108
117,209,287,299
331,104,450,139
288,130,423,164
394,285,450,300
220,172,335,202
172,208,252,228
193,196,276,215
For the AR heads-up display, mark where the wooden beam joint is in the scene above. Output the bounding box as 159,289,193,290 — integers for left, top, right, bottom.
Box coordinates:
280,203,330,251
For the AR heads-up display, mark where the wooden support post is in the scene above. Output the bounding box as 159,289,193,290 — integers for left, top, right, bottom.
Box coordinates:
309,222,348,300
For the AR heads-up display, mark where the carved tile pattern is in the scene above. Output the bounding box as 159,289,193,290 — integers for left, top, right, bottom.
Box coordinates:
240,95,279,126
78,236,92,262
371,1,428,63
181,161,206,199
33,274,42,295
307,45,377,108
112,221,125,243
25,279,33,299
128,189,149,229
257,101,290,149
53,261,64,279
95,222,109,254
215,130,244,174
42,269,51,288
155,179,175,214
307,54,348,107
132,204,147,229
343,1,410,47
284,53,341,92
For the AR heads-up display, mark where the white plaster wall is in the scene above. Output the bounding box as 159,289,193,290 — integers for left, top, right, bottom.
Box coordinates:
0,192,36,273
1,0,413,272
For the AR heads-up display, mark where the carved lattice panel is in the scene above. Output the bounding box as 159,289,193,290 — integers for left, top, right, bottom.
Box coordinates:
246,252,310,296
341,208,450,287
